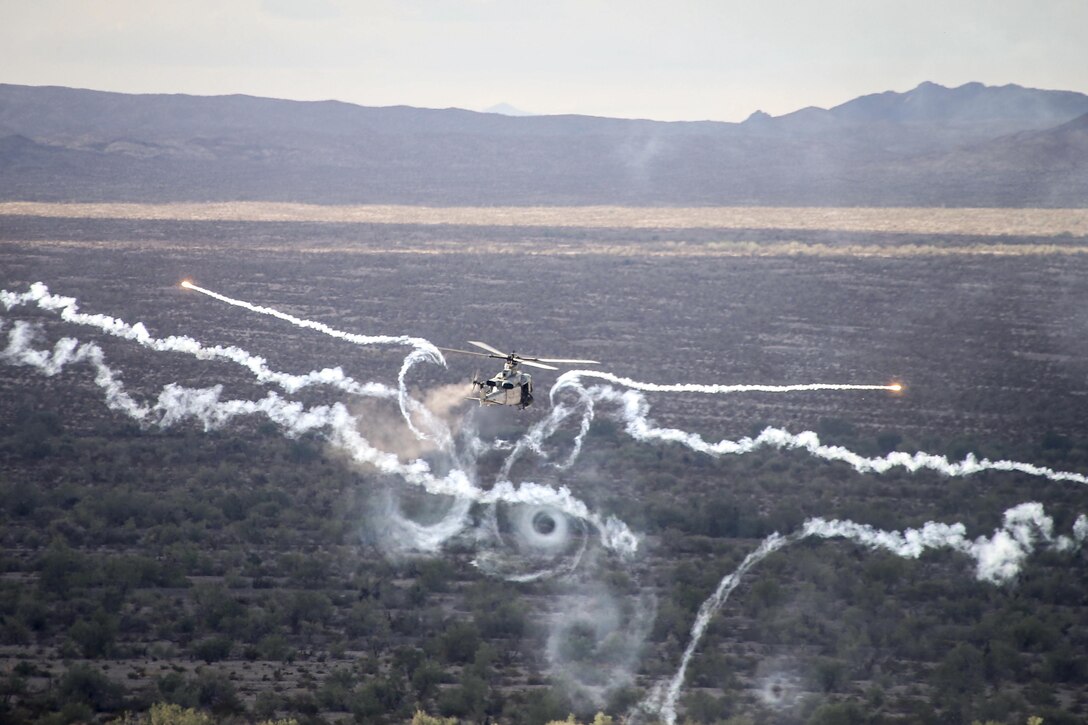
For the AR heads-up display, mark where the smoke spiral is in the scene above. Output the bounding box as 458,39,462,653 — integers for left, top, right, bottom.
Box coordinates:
473,502,590,582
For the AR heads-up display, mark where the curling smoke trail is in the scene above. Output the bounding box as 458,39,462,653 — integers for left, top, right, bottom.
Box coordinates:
0,319,638,556
553,384,1088,485
500,394,595,477
645,504,1088,725
508,371,901,478
644,532,798,725
514,373,906,479
181,280,448,444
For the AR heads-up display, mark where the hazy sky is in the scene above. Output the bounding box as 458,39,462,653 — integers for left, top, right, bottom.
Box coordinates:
3,0,1087,122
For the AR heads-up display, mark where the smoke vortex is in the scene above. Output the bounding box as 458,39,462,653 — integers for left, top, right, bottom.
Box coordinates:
473,502,589,582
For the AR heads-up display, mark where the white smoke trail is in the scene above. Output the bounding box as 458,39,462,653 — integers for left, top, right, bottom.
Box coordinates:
512,365,899,478
3,282,457,448
1,282,398,400
180,280,449,444
180,280,437,353
1,321,344,437
557,369,902,395
644,503,1088,724
499,394,595,477
805,503,1088,584
395,346,454,446
572,385,1088,485
0,320,638,556
499,403,573,476
520,373,905,480
642,532,798,725
2,321,150,421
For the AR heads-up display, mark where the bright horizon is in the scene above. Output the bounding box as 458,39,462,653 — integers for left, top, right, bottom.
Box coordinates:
3,0,1088,123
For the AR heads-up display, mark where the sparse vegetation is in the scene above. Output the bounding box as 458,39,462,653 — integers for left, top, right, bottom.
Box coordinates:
1,212,1086,723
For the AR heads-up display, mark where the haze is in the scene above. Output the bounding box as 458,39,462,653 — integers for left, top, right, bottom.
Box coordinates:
3,0,1087,121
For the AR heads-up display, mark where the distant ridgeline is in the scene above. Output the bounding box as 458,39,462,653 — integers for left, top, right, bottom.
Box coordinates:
1,81,1087,206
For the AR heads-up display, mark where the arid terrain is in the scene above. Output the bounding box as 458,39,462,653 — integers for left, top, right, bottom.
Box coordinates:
2,205,1087,724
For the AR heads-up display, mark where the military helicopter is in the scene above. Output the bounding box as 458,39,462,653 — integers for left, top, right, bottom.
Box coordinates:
439,340,599,409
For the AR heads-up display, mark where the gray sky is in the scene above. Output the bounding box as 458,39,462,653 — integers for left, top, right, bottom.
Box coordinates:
3,0,1087,122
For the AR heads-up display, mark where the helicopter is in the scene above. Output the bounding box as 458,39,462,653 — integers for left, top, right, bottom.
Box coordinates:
439,340,599,409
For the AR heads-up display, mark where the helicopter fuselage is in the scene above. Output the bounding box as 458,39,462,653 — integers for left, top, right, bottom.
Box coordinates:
440,341,597,411
474,361,534,408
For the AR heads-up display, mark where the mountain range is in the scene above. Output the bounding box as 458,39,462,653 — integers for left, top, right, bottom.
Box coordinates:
1,81,1086,206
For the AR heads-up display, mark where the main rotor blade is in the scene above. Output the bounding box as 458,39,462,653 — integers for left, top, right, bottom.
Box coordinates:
467,340,508,356
438,346,495,359
527,357,600,365
520,360,559,370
